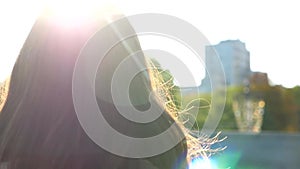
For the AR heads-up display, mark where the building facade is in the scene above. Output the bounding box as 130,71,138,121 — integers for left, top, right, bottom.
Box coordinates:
199,40,252,92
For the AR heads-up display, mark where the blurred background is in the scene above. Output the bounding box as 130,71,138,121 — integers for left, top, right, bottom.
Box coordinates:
1,0,300,168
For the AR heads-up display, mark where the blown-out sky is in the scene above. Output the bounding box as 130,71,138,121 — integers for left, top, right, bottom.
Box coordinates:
0,0,299,88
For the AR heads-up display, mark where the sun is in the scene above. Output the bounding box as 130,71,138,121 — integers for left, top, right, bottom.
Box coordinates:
0,0,123,83
39,0,123,28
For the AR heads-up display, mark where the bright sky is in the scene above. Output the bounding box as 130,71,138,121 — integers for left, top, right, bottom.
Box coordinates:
0,0,299,88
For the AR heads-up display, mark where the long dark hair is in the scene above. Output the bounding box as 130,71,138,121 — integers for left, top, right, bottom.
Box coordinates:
0,9,187,169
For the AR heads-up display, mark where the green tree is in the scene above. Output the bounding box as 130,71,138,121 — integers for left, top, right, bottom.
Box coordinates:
149,58,181,110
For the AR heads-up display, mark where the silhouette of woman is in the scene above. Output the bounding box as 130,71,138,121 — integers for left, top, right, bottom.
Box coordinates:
0,8,189,169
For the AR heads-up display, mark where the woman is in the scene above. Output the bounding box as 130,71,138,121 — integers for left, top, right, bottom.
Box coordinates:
0,7,190,169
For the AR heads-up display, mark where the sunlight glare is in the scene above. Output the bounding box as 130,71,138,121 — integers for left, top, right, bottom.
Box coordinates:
41,0,120,26
189,158,216,169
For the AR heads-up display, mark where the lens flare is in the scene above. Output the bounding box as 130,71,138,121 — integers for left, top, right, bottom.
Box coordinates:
189,158,216,169
41,0,120,27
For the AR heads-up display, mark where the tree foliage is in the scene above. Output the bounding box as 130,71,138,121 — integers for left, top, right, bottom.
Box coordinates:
149,58,300,132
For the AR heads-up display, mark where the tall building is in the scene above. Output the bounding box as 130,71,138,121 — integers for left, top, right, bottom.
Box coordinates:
200,40,251,92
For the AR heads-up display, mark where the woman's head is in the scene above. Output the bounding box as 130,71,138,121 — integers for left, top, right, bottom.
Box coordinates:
0,8,188,169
